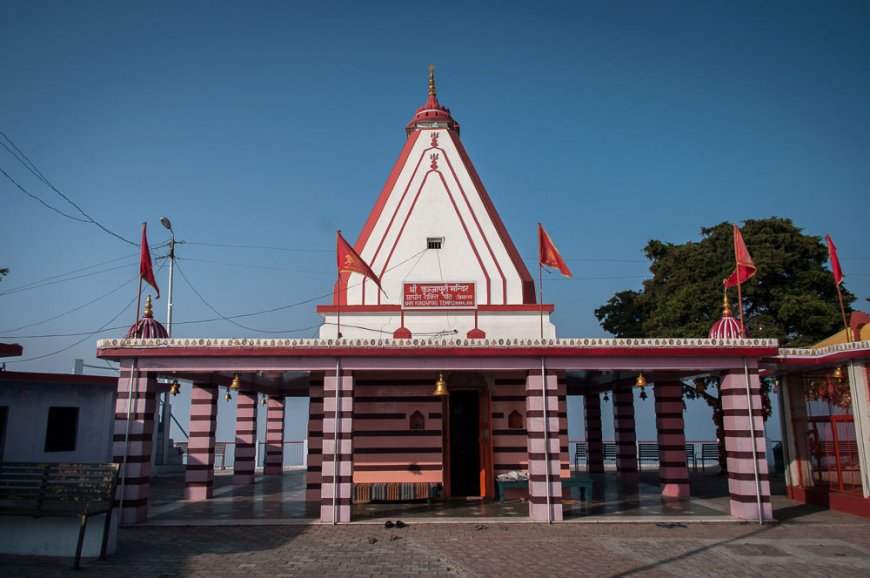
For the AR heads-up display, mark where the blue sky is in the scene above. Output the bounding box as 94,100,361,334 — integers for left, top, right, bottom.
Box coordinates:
2,1,869,441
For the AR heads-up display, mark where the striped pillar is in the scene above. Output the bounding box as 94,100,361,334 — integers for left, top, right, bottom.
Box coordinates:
320,372,354,523
613,388,638,481
305,377,324,503
585,393,604,473
112,364,157,525
525,369,563,522
654,381,690,499
233,392,258,485
185,384,218,500
721,368,773,521
557,378,571,478
264,396,285,475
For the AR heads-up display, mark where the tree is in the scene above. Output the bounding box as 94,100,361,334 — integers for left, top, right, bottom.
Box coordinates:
595,217,854,472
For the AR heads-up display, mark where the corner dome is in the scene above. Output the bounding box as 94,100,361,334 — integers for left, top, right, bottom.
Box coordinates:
709,292,744,339
126,295,168,339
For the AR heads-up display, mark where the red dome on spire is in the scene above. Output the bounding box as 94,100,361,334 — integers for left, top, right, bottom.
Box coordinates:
126,295,168,339
406,65,460,136
709,292,744,339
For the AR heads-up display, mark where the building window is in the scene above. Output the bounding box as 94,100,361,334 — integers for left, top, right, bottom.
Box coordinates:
508,410,524,429
427,237,443,250
44,407,79,452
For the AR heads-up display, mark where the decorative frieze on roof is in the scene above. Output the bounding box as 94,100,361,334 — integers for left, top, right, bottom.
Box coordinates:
97,336,779,350
779,339,870,358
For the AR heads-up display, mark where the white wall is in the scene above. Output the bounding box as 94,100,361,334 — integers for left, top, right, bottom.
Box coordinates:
0,379,114,463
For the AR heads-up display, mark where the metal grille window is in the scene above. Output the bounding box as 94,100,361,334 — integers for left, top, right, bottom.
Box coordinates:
427,237,443,250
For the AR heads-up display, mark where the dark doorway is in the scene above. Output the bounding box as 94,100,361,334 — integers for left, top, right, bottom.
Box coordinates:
449,390,481,496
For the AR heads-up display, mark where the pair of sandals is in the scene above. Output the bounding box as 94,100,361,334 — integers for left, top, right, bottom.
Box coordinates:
655,522,687,528
384,520,407,528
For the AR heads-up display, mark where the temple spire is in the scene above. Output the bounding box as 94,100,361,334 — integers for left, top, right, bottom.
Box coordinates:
429,64,436,97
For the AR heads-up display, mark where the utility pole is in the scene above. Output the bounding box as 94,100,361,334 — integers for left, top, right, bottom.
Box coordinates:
158,216,176,466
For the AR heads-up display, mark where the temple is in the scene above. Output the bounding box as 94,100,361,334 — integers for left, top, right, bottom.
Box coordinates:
97,68,870,525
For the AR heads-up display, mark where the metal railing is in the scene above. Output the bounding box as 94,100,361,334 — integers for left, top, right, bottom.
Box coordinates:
174,440,307,470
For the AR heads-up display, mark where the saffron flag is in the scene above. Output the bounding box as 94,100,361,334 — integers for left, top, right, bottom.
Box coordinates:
337,230,383,292
724,224,756,287
139,222,160,298
538,223,573,277
825,233,844,285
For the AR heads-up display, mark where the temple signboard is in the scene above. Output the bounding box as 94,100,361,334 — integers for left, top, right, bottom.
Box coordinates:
403,282,476,309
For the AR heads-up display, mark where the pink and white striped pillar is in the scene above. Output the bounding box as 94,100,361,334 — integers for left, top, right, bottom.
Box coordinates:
112,363,158,525
721,368,773,521
613,388,638,482
185,384,218,500
305,377,324,503
264,396,285,475
525,369,563,522
320,371,354,523
585,393,604,473
233,392,258,485
653,381,690,499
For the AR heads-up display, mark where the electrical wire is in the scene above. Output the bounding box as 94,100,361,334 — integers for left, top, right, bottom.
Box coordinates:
0,131,136,245
178,257,333,276
184,241,331,253
0,262,136,296
0,274,137,333
5,293,137,364
1,165,89,223
0,253,136,296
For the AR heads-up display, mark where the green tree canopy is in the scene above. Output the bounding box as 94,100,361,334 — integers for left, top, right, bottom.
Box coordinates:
595,218,852,347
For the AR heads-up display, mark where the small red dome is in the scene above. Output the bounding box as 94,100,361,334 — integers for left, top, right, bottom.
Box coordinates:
708,292,744,339
126,296,168,339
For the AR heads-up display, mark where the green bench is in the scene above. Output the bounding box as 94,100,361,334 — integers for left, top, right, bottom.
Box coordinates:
496,477,592,505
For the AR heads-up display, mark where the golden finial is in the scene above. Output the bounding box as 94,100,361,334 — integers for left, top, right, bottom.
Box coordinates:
143,295,154,318
722,288,732,317
428,64,436,97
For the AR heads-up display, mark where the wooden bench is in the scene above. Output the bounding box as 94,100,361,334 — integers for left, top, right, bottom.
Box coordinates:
638,442,658,469
0,462,119,569
701,442,719,471
352,482,442,503
496,477,592,505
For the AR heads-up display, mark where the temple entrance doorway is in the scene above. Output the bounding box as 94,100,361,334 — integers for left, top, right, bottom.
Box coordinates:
449,389,482,497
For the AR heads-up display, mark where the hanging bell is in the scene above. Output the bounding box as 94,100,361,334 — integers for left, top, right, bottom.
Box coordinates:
260,395,268,406
639,387,648,401
433,371,449,396
230,373,241,391
602,392,610,403
635,372,647,388
224,389,232,402
169,379,181,396
832,367,844,381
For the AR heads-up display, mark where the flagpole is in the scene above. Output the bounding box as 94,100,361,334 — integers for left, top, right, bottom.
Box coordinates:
135,276,143,324
539,262,544,339
734,227,746,336
836,284,850,342
337,274,342,339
